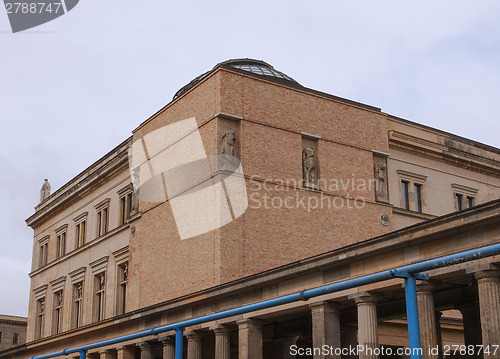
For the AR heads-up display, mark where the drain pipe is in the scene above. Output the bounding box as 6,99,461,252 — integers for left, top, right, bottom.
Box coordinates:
30,243,500,359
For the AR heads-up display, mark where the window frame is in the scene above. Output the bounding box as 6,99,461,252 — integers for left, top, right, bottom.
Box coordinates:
38,236,49,268
68,267,86,329
73,212,88,249
90,256,108,323
452,184,478,212
33,284,47,340
55,224,68,259
397,170,427,213
113,246,129,316
94,198,110,238
117,185,135,226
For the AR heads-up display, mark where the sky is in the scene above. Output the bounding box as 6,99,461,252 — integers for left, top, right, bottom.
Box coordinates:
1,1,500,317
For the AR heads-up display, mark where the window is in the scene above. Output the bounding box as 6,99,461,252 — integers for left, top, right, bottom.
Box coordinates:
55,224,68,259
12,333,18,345
52,291,63,334
38,236,49,268
452,184,478,212
73,213,88,249
397,170,427,213
72,282,83,329
455,193,463,211
0,331,2,342
120,192,132,225
116,263,128,315
93,273,106,322
414,183,423,213
95,198,110,238
401,181,410,210
35,298,45,339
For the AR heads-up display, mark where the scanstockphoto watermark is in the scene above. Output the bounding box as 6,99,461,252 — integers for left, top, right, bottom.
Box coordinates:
3,0,79,33
248,176,375,212
289,344,424,357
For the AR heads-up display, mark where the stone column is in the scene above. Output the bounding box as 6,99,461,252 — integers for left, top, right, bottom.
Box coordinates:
99,349,115,359
137,342,154,359
458,302,482,359
310,301,341,359
214,326,232,359
160,336,175,359
116,346,135,359
351,292,379,359
237,318,263,359
186,331,202,359
416,283,439,359
282,335,300,359
475,270,500,359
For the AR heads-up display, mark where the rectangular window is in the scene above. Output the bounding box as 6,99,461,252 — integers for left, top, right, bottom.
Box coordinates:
56,232,66,259
75,220,86,249
96,207,109,237
52,291,63,335
467,196,475,208
0,331,2,342
72,282,83,329
93,273,106,322
39,242,48,267
455,193,463,211
401,181,410,210
116,263,128,315
35,298,45,339
119,193,133,225
12,333,18,345
414,183,423,213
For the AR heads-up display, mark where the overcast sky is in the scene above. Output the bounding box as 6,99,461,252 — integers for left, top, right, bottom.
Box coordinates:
1,1,499,317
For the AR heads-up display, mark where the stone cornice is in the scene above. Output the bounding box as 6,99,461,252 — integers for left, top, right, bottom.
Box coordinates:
26,137,132,228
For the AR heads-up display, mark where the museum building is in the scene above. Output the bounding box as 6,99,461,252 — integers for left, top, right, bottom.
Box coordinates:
2,59,500,359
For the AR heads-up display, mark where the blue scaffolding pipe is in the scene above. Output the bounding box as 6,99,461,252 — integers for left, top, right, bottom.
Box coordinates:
30,243,500,359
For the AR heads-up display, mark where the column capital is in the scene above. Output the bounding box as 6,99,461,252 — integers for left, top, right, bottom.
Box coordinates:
186,331,203,340
160,336,175,345
473,269,500,281
349,292,379,305
137,341,152,350
213,325,233,336
416,280,439,293
237,318,263,330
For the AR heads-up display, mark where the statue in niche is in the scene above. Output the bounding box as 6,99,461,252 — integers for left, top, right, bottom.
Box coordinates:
374,161,388,202
302,147,317,186
220,129,238,169
40,299,45,313
98,273,105,290
57,292,63,306
123,264,128,281
76,283,83,298
40,179,51,203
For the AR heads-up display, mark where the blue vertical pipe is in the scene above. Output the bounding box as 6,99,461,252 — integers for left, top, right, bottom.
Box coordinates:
78,350,86,359
175,328,184,359
404,277,422,359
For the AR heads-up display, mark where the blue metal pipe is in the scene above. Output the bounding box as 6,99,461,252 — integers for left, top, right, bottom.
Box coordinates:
29,243,500,359
175,328,184,359
404,276,422,359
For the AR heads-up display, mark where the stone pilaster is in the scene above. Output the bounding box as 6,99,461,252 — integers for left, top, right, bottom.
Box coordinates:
186,331,203,359
160,336,175,359
416,283,439,359
237,318,263,359
116,346,135,359
137,342,153,359
214,326,232,359
475,270,500,359
350,293,379,359
458,302,482,359
310,301,341,359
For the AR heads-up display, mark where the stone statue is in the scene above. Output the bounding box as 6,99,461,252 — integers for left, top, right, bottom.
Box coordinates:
99,273,105,290
123,264,128,281
220,129,238,169
57,292,63,306
302,147,317,186
77,283,83,298
374,161,388,202
40,179,51,203
40,299,45,313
